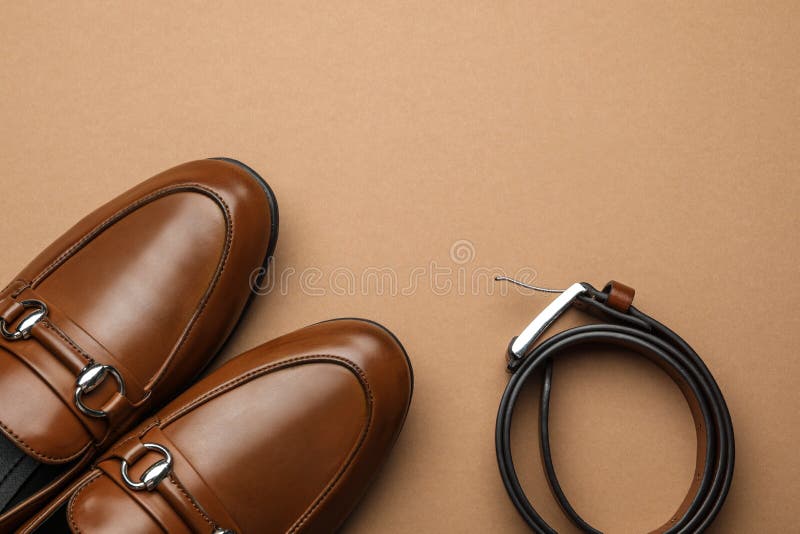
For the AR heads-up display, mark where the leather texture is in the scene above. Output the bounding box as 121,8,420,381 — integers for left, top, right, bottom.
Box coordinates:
0,159,277,531
496,282,735,534
20,319,413,534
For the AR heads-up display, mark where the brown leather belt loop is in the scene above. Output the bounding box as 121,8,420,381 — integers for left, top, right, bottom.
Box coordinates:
602,280,635,312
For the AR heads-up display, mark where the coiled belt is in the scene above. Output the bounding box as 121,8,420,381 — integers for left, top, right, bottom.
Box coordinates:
495,279,734,533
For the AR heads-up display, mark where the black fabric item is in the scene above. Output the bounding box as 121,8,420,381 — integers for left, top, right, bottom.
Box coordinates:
0,434,39,512
495,285,735,533
0,434,68,515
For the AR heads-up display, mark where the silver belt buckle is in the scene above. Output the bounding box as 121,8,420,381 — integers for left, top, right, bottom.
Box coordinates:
494,278,588,364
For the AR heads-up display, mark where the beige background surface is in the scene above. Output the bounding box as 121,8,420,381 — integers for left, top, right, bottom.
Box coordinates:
1,2,798,532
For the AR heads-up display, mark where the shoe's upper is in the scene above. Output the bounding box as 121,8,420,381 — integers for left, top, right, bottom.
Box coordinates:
21,319,413,534
0,159,275,529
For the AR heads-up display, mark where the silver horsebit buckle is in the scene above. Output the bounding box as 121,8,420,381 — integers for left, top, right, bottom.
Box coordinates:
0,300,126,419
121,444,236,534
0,299,48,340
121,442,173,491
74,363,126,418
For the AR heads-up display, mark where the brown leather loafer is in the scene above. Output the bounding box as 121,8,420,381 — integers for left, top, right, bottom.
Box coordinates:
0,158,278,530
20,319,413,534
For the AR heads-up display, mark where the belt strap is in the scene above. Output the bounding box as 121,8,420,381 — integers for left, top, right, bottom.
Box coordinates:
495,280,735,533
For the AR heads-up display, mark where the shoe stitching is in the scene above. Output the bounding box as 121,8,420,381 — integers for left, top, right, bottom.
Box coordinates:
26,183,234,395
167,473,215,529
149,185,234,391
10,280,30,299
154,353,374,533
31,184,222,286
287,357,374,533
0,183,233,464
159,354,370,425
0,418,90,463
39,320,92,363
67,471,102,534
67,355,376,533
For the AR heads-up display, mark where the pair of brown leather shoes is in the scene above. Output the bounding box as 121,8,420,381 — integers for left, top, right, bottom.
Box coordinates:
0,159,413,533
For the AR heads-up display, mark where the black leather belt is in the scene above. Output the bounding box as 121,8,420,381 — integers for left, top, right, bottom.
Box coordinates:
494,279,734,533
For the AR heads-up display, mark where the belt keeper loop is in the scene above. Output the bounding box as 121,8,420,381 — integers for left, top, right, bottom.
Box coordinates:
602,280,635,313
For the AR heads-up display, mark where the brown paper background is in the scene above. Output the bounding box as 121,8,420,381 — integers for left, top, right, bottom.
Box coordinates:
1,2,798,532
